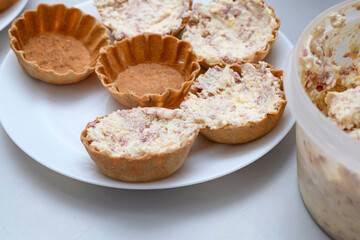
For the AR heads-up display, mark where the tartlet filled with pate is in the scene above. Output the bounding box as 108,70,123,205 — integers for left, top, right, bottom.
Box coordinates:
94,0,192,40
81,107,199,182
8,4,110,84
182,0,280,67
96,33,200,108
180,62,286,144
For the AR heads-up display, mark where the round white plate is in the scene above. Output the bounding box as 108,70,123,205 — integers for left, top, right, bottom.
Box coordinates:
0,0,28,31
0,1,294,190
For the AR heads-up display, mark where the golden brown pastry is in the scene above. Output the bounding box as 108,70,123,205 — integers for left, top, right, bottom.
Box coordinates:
180,62,286,144
9,4,110,84
95,33,200,108
81,107,199,182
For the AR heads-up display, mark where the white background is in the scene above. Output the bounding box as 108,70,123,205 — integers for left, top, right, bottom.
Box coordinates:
0,0,341,239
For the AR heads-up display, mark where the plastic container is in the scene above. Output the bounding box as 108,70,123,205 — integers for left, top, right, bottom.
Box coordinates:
284,1,360,239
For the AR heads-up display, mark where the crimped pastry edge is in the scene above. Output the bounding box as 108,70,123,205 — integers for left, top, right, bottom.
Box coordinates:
95,33,200,108
184,0,280,68
185,62,287,144
80,111,199,182
8,3,110,84
95,0,193,40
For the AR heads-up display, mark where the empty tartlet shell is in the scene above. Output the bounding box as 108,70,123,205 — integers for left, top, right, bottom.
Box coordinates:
8,4,110,84
95,33,200,108
80,115,199,183
197,63,286,144
96,0,193,40
186,0,280,68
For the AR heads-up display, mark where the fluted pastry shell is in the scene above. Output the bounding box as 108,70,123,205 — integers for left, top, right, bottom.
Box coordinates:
95,33,200,108
200,104,285,144
182,63,286,144
80,110,199,182
8,4,110,84
81,126,197,183
182,0,280,68
198,17,280,69
94,0,193,40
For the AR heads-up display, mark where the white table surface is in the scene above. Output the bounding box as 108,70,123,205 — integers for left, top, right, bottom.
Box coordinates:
0,0,342,239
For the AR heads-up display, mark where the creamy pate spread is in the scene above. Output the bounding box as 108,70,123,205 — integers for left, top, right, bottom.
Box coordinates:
299,6,360,140
325,86,360,130
180,62,285,129
94,0,191,40
86,107,198,158
23,33,90,73
182,0,278,65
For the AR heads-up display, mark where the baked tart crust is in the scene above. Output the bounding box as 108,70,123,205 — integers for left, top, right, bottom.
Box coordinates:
80,107,199,182
96,33,200,108
181,62,286,144
182,0,280,68
94,0,193,40
9,4,110,84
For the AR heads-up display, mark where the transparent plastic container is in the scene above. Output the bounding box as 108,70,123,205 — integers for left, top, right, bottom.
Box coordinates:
284,1,360,239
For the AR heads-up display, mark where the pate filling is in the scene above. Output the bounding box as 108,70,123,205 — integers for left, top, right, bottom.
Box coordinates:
86,107,198,157
94,0,191,40
182,0,277,65
115,63,185,96
180,62,285,130
23,33,91,74
325,86,360,130
299,8,360,140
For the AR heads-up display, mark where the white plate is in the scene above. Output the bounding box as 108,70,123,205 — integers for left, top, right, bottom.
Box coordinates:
0,0,294,190
0,0,28,31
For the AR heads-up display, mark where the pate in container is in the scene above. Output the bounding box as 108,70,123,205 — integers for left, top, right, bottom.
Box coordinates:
284,0,360,239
